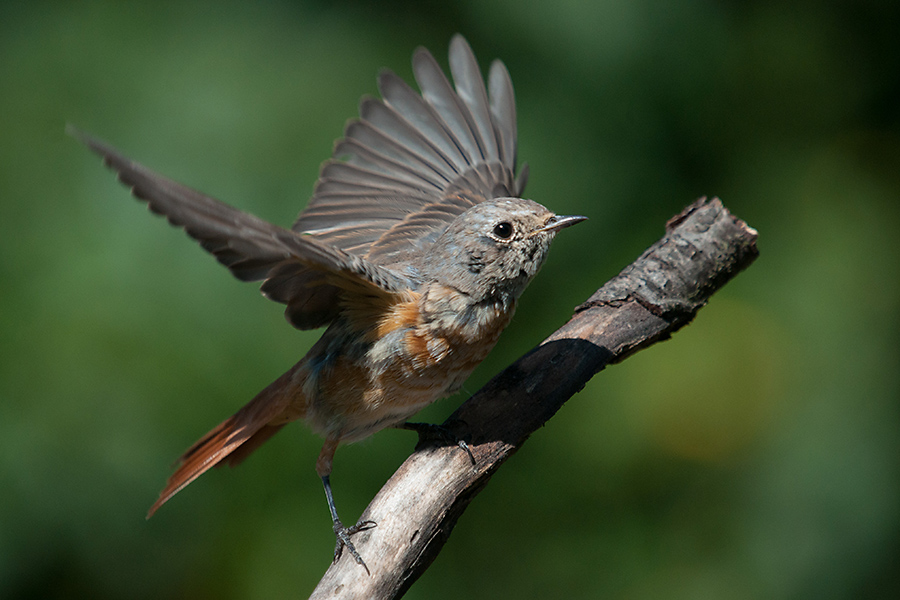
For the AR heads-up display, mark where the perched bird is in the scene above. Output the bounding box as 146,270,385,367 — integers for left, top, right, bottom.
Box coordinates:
71,34,585,571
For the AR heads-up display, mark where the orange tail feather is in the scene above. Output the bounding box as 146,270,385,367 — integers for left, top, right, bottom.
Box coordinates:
147,366,304,518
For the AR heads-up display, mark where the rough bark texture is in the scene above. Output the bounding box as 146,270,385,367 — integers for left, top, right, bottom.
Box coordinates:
309,197,759,599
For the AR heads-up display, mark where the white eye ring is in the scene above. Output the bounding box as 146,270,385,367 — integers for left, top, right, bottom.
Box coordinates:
492,221,514,239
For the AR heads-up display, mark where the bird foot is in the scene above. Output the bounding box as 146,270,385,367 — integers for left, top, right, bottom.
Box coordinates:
400,421,476,465
333,518,377,574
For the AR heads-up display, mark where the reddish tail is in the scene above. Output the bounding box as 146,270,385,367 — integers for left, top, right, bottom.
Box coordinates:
147,367,304,518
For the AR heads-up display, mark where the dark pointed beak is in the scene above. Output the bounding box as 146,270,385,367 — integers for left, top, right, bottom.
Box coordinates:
537,214,588,234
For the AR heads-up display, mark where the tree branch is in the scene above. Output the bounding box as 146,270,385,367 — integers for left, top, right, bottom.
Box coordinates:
309,197,759,599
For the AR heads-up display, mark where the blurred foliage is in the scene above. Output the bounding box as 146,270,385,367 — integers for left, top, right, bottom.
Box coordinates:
1,0,898,598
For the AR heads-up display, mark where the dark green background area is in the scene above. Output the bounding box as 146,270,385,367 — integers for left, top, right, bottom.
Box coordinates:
2,1,898,598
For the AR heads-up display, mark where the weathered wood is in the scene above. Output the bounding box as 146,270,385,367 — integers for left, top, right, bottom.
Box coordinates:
310,197,759,599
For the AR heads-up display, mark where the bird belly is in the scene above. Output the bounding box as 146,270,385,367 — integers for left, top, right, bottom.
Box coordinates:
302,305,512,443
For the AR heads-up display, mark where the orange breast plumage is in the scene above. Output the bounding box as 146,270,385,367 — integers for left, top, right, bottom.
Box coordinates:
304,285,515,443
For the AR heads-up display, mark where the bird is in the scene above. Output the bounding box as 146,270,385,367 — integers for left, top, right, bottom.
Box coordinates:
70,34,585,571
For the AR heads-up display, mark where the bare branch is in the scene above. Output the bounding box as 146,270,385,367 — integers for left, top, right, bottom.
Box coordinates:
310,197,759,599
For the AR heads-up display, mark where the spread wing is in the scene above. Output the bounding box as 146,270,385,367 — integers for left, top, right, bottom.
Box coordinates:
72,35,524,330
71,128,410,323
294,35,527,261
273,35,527,326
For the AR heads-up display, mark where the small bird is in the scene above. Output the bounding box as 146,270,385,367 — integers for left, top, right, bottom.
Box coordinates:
71,35,585,570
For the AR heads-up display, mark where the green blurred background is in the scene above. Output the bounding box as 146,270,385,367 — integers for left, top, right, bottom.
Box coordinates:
2,0,898,598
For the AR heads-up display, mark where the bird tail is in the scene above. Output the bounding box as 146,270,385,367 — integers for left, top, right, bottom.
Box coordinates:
146,367,304,518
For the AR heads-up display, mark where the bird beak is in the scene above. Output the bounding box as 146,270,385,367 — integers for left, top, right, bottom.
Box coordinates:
536,214,588,234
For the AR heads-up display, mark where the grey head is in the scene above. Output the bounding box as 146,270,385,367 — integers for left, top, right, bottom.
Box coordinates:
419,198,586,304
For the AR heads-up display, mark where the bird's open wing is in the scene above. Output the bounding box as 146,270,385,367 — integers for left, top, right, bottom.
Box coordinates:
73,35,523,330
291,34,527,266
267,35,526,327
71,128,410,326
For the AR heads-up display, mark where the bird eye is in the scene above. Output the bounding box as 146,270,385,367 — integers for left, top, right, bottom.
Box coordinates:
493,221,514,239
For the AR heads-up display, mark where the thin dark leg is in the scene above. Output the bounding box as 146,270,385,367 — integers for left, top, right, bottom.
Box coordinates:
320,474,376,574
316,438,376,573
398,421,476,465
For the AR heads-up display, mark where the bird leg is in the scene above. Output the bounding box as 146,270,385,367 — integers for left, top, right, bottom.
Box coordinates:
316,438,376,573
397,421,476,465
